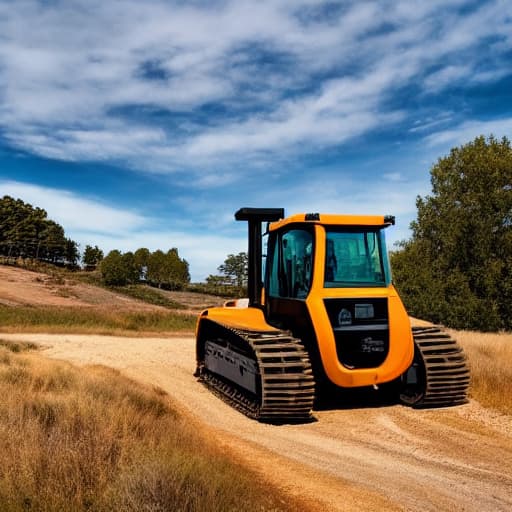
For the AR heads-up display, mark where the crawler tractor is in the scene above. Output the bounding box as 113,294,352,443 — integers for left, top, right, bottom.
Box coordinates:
195,208,470,422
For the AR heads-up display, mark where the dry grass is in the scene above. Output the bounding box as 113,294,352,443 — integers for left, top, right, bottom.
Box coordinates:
448,329,512,415
0,345,302,512
0,306,196,335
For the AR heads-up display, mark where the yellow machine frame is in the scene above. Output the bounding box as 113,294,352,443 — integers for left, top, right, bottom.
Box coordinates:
197,213,414,389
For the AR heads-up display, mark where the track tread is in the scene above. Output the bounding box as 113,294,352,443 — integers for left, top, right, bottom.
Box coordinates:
409,326,470,407
197,320,315,423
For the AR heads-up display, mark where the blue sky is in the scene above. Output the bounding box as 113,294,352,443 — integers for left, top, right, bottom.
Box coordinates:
1,0,511,281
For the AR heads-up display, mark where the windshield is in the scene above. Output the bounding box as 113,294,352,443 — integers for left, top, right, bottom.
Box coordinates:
324,228,391,288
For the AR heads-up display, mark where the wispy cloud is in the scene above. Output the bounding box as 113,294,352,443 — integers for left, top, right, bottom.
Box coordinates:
0,180,146,235
425,118,512,148
0,0,510,182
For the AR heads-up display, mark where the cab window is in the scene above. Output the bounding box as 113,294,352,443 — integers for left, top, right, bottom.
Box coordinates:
324,229,390,287
268,228,313,299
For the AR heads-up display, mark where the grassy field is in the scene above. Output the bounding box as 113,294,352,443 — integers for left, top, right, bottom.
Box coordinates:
0,341,305,512
450,329,512,415
0,305,196,335
110,284,187,309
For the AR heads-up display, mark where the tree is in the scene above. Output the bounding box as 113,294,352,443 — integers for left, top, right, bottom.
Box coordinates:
82,245,104,270
39,221,66,263
134,247,151,280
98,246,190,289
122,251,141,284
100,250,130,286
391,135,512,331
146,248,190,290
218,252,248,288
147,249,167,288
0,195,75,265
164,248,190,290
65,239,80,267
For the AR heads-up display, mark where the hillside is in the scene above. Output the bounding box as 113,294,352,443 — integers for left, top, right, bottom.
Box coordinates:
0,265,225,313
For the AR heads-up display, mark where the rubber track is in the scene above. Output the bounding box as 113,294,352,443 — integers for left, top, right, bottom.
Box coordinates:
198,322,316,423
412,326,470,407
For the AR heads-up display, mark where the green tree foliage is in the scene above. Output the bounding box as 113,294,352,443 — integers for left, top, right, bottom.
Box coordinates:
134,247,150,279
100,247,190,289
202,252,248,296
391,135,512,331
218,252,248,288
82,245,104,270
122,251,141,284
100,250,131,286
65,239,80,266
146,248,190,290
0,195,79,266
164,248,191,290
147,249,167,288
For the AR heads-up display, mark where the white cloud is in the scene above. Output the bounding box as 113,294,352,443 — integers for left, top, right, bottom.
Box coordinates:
5,124,168,163
423,65,473,93
409,113,454,133
0,180,146,234
425,118,512,148
383,172,404,182
0,0,510,179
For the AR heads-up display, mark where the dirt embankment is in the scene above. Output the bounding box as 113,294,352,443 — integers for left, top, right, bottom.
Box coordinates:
0,265,149,309
1,333,510,512
0,265,225,312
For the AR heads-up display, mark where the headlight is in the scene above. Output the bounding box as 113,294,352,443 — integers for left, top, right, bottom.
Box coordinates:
338,308,352,326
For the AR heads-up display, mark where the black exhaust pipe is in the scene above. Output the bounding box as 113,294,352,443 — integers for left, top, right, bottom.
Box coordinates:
235,208,284,307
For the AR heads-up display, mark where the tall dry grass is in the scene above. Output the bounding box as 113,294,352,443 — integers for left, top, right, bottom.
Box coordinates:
0,305,196,335
448,329,512,415
0,343,301,512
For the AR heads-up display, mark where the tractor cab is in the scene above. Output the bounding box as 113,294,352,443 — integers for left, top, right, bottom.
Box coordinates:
264,217,393,301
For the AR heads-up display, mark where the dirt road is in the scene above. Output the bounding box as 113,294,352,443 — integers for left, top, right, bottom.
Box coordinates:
3,333,511,512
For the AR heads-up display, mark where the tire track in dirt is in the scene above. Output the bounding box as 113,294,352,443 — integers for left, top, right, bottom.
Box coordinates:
3,333,511,512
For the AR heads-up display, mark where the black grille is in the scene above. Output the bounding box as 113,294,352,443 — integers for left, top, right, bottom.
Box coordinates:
324,298,389,369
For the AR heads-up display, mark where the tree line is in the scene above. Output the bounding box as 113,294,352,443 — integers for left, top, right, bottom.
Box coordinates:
100,247,190,290
202,252,248,295
0,195,191,290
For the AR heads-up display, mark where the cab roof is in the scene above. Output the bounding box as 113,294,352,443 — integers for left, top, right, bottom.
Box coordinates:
269,213,395,231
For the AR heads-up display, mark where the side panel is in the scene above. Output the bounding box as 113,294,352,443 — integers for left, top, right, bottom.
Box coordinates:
197,306,276,332
204,340,259,393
